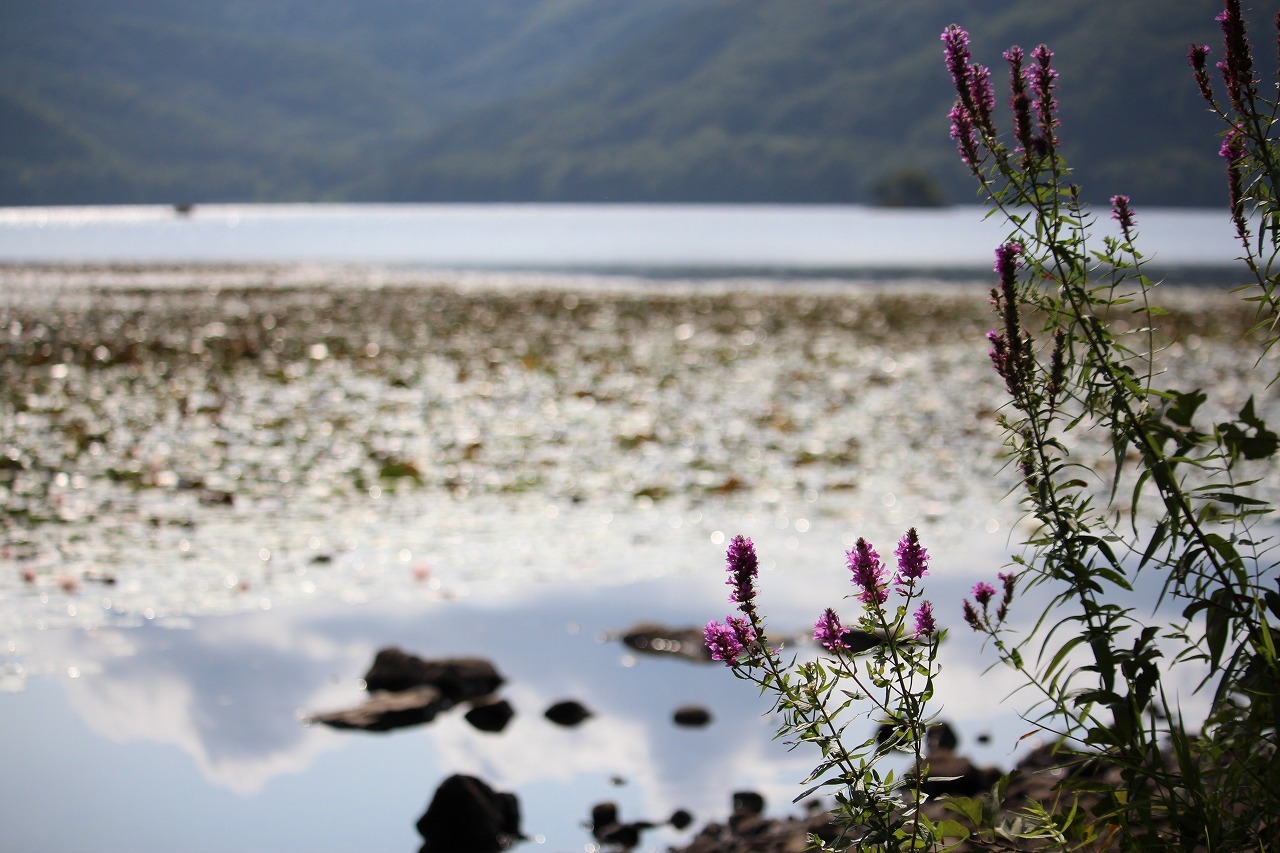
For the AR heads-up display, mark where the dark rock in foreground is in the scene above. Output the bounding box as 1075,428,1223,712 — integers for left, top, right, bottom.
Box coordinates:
589,800,687,850
669,726,1190,852
671,793,832,853
417,774,522,853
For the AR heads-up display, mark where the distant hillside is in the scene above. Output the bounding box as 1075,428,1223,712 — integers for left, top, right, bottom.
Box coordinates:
0,0,1257,206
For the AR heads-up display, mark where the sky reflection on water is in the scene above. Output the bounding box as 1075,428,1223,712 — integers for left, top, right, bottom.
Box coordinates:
1,262,1268,852
2,543,1048,853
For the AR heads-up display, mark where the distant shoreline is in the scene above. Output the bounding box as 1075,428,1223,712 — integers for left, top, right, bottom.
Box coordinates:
0,259,1253,301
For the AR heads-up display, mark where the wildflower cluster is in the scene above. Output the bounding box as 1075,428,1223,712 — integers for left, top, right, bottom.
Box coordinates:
961,572,1016,633
943,24,1059,172
942,3,1280,847
703,535,761,665
820,529,936,652
704,529,947,850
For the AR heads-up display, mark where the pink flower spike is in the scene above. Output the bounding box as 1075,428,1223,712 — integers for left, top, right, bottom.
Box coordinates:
847,539,888,605
725,535,759,609
894,528,930,589
913,601,936,637
813,608,845,651
1110,195,1135,231
704,615,757,666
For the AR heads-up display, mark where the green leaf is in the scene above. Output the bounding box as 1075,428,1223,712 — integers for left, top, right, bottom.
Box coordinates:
1166,389,1206,427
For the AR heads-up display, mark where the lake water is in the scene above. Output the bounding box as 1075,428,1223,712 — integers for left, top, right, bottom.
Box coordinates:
0,204,1266,852
0,202,1245,272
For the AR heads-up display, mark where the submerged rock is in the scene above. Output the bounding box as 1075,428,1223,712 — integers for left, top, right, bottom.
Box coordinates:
364,647,504,700
465,697,515,733
587,801,659,850
417,774,522,853
310,685,450,732
673,705,713,727
671,791,829,853
619,623,713,662
544,699,592,727
311,647,506,732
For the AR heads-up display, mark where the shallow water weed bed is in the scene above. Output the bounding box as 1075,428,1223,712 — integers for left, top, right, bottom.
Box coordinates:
1,265,1274,629
1,264,1277,851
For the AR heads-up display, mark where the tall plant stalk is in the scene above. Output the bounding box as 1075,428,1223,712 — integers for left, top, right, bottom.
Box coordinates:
944,3,1280,847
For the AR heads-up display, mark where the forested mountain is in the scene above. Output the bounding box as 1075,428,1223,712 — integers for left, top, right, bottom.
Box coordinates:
0,0,1258,206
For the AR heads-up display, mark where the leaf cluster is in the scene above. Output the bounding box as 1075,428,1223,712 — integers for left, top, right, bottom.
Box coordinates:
946,5,1280,848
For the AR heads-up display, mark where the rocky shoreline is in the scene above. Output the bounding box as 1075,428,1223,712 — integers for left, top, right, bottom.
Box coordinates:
309,640,1122,853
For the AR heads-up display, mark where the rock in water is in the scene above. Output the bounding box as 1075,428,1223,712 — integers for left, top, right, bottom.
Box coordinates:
672,705,712,727
310,685,451,732
465,698,515,733
620,623,714,662
544,699,592,726
311,648,506,732
417,774,522,853
364,647,504,700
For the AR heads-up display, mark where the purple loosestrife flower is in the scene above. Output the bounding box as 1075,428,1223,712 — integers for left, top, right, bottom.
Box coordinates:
942,25,991,166
813,608,845,651
1029,44,1059,149
894,528,930,590
848,538,888,605
1220,124,1247,162
1221,125,1250,245
1189,44,1214,103
949,103,981,166
997,571,1017,622
1217,0,1255,111
1006,47,1036,158
995,242,1022,299
962,598,981,631
942,25,973,94
1047,328,1067,415
987,329,1011,380
1110,195,1136,232
704,615,756,666
913,601,936,638
994,241,1023,341
972,581,997,607
969,63,995,131
990,242,1030,398
725,535,759,611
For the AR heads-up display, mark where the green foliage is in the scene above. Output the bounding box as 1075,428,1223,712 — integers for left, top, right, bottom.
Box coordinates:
707,532,951,851
871,169,949,208
0,0,1256,205
943,2,1280,847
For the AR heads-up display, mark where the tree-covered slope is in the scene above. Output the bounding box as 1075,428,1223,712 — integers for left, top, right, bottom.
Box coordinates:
381,0,1235,206
0,0,1253,206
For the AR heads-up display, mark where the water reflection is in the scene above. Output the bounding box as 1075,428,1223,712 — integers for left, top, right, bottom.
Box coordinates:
2,568,1063,853
2,267,1262,851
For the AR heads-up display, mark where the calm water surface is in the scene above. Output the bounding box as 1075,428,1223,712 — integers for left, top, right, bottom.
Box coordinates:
0,205,1257,852
0,202,1243,271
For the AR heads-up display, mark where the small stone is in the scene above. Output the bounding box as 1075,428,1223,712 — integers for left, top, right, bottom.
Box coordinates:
311,685,450,732
732,791,765,815
464,698,514,733
672,705,712,727
544,699,592,726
